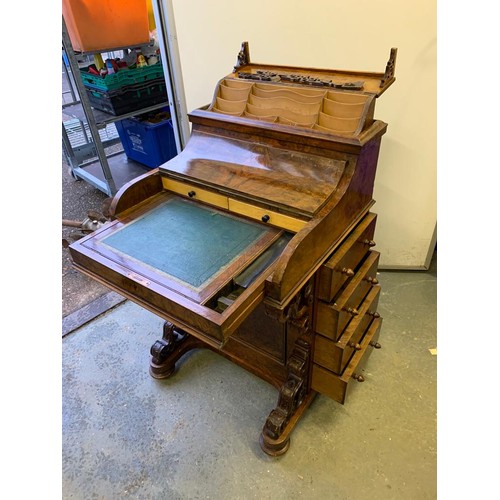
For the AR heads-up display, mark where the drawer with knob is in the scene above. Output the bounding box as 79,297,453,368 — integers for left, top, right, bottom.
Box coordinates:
313,285,381,374
227,198,307,233
315,250,380,341
311,316,383,404
162,177,228,209
318,212,377,302
162,176,307,233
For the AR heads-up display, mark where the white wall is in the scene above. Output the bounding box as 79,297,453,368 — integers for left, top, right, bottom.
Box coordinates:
170,0,436,268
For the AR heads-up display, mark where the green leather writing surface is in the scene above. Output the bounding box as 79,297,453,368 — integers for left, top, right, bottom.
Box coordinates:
101,198,269,289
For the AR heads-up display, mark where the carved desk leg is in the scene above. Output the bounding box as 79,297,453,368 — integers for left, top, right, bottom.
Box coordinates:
149,321,204,379
260,280,316,456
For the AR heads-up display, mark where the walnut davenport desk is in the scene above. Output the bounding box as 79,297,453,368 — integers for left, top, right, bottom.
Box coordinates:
69,43,397,456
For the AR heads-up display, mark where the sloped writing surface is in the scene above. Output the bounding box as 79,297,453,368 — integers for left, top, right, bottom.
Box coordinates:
161,131,347,217
100,197,270,290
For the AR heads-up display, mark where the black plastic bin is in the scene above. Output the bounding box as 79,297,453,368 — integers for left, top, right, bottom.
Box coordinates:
85,79,168,115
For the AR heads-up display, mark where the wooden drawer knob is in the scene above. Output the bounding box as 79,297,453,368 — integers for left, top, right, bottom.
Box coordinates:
368,310,380,318
344,307,359,316
352,373,365,382
369,341,382,349
348,341,362,350
340,267,354,277
188,190,196,198
364,276,379,285
363,239,376,247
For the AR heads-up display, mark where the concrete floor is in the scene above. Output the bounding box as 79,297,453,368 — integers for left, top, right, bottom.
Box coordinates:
62,255,437,499
62,154,111,318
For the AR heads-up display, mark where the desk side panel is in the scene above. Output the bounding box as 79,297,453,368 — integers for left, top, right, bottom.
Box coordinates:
107,169,163,218
268,135,383,304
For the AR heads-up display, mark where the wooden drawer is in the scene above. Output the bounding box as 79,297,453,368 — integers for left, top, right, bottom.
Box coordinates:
318,213,377,302
162,177,307,233
314,285,380,374
162,177,229,209
228,198,307,233
315,250,380,341
311,317,382,404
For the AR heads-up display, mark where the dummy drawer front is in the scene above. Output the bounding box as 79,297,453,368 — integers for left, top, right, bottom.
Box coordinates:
162,177,229,209
315,251,380,341
311,317,382,404
313,286,380,374
318,213,377,302
228,199,307,233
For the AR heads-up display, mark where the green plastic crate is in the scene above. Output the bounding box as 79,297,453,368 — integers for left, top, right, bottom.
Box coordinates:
80,63,165,92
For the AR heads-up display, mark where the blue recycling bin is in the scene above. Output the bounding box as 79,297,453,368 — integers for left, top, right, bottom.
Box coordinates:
116,112,177,168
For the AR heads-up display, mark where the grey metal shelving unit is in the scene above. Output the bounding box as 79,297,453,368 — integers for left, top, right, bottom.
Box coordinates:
61,17,171,196
62,1,191,196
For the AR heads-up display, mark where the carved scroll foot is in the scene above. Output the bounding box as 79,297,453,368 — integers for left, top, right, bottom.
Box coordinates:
259,433,290,457
260,333,312,456
259,391,316,457
149,321,201,379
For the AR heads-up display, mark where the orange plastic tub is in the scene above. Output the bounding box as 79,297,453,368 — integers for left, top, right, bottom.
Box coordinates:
63,0,150,52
